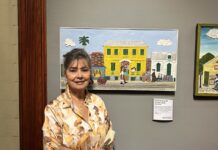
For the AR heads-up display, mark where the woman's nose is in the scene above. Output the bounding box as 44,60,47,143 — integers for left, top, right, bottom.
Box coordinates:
76,70,83,77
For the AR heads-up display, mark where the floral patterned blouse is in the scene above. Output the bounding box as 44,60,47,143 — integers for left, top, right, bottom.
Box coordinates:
42,86,114,150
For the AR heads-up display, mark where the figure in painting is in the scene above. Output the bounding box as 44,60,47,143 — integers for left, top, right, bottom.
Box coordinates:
120,66,125,85
123,68,128,84
120,66,128,85
151,69,157,82
213,73,218,90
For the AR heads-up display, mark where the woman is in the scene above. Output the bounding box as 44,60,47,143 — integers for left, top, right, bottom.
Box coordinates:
42,48,114,150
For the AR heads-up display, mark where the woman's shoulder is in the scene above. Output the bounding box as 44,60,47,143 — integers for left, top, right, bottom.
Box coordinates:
88,93,105,106
89,93,103,101
46,98,61,108
46,93,71,110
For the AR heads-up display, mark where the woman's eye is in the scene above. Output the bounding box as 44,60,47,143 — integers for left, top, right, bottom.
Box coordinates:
69,69,77,72
82,69,89,72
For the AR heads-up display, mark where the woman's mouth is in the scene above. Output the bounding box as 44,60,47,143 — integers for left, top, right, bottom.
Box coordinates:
74,81,85,85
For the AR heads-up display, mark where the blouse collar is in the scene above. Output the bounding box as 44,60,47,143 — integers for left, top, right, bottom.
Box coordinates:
62,84,91,121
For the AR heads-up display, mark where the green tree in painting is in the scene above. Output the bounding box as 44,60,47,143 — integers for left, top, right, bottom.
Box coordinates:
198,52,215,88
199,52,215,74
79,36,89,47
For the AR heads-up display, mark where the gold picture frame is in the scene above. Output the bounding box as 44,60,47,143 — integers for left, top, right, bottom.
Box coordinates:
194,23,218,97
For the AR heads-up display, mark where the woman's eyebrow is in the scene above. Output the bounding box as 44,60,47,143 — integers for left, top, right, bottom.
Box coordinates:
81,66,89,68
68,66,77,69
68,66,89,69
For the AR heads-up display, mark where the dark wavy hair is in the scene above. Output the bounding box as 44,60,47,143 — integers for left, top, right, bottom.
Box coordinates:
63,48,91,70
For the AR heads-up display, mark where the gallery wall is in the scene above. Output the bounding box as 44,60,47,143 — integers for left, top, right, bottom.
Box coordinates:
0,0,19,149
47,0,218,149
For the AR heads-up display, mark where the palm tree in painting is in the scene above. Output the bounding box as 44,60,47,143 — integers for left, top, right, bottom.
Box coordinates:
79,36,89,48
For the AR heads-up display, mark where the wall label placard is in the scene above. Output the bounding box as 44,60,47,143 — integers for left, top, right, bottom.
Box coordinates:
153,98,173,121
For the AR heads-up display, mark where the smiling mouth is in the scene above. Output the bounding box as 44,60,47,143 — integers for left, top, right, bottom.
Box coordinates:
75,81,85,85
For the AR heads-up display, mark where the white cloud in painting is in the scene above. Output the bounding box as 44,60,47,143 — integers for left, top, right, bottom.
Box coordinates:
157,39,172,46
206,29,218,39
65,38,76,47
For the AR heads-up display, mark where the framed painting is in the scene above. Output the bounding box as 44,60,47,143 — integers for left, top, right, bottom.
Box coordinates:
194,24,218,97
60,28,178,92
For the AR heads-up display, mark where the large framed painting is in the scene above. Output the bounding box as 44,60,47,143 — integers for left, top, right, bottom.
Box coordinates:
60,28,178,92
194,24,218,97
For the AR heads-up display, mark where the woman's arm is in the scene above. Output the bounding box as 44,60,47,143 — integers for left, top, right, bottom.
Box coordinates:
103,102,115,150
42,106,75,150
43,105,86,150
42,105,63,149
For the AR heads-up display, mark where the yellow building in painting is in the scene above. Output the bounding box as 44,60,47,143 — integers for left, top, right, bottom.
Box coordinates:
203,56,218,85
103,41,148,81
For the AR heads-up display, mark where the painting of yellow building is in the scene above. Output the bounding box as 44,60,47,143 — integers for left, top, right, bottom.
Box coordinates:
60,28,178,91
103,41,148,81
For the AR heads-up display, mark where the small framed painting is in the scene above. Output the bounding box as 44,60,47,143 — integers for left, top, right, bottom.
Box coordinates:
194,24,218,97
60,27,178,92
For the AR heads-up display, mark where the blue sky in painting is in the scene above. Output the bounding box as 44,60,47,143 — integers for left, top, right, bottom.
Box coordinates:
200,27,218,58
60,28,178,60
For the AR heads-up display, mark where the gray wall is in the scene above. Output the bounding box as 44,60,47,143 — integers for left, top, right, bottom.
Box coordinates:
47,0,218,150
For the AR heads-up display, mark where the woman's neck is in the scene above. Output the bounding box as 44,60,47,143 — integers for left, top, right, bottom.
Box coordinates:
70,89,86,101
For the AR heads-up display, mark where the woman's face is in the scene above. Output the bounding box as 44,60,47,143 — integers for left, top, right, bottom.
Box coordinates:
65,58,91,93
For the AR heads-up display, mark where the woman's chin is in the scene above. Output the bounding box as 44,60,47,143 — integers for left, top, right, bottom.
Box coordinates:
69,83,88,91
